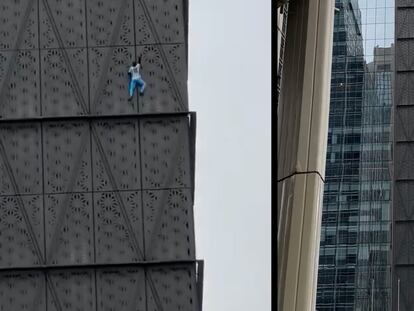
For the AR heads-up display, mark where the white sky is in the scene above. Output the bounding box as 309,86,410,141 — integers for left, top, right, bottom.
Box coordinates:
188,1,271,310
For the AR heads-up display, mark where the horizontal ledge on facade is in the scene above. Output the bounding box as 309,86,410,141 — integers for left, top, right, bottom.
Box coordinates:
395,37,414,42
395,104,414,108
394,179,414,182
392,263,414,267
394,219,414,223
0,111,195,124
0,41,188,52
394,140,414,144
0,259,205,273
0,186,194,197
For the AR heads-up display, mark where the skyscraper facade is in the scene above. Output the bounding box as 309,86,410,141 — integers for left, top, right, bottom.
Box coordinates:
393,2,414,310
317,1,394,310
0,0,202,310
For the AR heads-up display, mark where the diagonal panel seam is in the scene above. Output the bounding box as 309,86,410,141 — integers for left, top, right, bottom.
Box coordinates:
90,0,130,113
0,0,36,107
0,2,67,309
91,125,145,260
45,128,90,263
124,268,146,311
137,0,186,111
46,273,64,311
41,0,89,113
41,2,145,262
144,118,189,259
398,109,412,141
0,136,45,264
146,269,165,311
40,1,146,260
43,127,90,311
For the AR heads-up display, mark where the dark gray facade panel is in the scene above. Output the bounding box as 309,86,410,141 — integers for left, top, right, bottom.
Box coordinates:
0,116,198,309
134,0,187,45
43,121,92,193
397,0,414,8
28,42,188,116
0,116,194,265
394,4,414,310
0,265,197,311
0,272,46,310
394,108,414,141
0,0,200,308
0,0,188,50
0,123,43,195
88,46,137,114
396,9,414,39
96,267,146,310
0,195,44,267
40,48,89,116
394,181,414,220
140,117,191,189
0,50,41,118
39,0,87,49
147,265,198,310
143,188,195,261
135,44,189,113
92,120,141,191
393,223,414,265
45,192,95,265
0,0,189,118
392,267,414,311
94,191,144,263
395,40,414,71
395,73,414,106
394,143,414,180
0,0,39,50
86,44,188,114
86,0,135,47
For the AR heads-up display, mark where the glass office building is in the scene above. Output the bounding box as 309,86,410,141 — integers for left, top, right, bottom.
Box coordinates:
317,1,394,310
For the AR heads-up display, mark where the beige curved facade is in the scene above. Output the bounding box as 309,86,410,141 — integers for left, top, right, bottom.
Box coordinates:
277,1,335,310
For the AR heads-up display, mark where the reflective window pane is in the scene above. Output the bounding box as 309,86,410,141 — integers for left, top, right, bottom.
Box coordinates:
317,0,393,310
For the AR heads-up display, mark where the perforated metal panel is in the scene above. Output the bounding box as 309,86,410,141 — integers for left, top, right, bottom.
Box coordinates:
0,264,198,311
0,0,189,118
0,0,202,310
0,115,200,310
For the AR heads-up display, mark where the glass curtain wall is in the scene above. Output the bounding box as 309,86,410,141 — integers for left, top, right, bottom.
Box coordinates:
316,1,394,310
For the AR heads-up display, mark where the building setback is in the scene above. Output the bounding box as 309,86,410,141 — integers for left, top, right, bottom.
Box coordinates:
0,0,203,310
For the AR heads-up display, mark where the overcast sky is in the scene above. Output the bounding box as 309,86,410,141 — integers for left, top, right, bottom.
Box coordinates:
188,1,271,310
